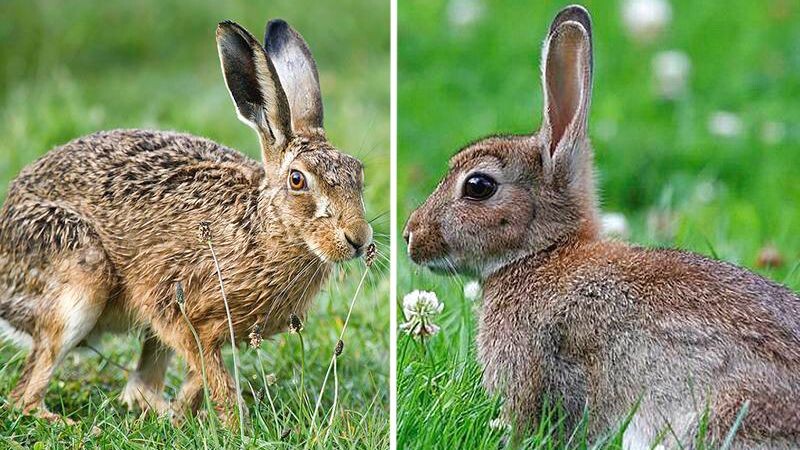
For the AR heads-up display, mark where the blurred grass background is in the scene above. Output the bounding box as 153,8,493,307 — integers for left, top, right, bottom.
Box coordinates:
0,0,389,448
398,0,800,448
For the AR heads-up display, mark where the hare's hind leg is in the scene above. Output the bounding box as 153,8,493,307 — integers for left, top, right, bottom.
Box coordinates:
5,238,113,422
121,331,172,414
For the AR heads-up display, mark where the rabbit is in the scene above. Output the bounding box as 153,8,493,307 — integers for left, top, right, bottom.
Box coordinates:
404,5,800,449
0,18,372,425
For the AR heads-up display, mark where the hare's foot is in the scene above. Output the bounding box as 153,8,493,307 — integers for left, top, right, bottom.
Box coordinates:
167,342,248,429
169,367,249,429
215,399,250,429
33,408,77,426
121,373,170,415
121,332,172,415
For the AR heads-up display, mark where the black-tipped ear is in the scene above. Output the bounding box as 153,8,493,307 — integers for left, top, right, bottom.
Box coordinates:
264,19,324,135
541,6,593,157
217,20,292,158
549,4,593,50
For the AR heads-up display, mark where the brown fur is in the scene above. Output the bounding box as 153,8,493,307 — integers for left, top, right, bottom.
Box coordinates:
0,20,371,425
404,5,800,449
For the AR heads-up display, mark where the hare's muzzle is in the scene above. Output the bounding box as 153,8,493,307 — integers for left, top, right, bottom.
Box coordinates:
343,220,372,258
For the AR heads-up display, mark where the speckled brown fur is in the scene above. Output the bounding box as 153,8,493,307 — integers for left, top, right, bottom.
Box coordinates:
0,20,371,425
404,5,799,449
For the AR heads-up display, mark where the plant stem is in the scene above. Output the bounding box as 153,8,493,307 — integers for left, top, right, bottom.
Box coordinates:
311,263,371,433
207,240,245,445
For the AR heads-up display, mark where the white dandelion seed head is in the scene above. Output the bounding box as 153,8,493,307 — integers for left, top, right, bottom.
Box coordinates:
463,280,482,302
708,111,743,138
622,0,672,43
400,290,444,338
652,50,691,100
601,212,630,239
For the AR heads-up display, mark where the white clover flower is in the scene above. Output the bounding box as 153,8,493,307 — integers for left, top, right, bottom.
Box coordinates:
601,212,630,239
652,50,691,100
400,290,443,338
622,0,672,43
447,0,485,28
488,417,511,431
463,280,482,302
708,111,743,138
761,121,786,145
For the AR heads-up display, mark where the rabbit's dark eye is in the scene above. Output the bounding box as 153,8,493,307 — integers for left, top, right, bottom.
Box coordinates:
463,173,497,200
289,170,306,190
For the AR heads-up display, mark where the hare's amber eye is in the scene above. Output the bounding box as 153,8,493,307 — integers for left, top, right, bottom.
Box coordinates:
289,170,306,190
463,173,497,200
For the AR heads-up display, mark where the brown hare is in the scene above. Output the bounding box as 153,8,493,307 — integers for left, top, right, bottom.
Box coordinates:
404,5,799,449
0,19,372,424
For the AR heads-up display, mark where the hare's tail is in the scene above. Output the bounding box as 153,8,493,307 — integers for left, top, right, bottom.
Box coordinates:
0,245,35,349
0,281,34,349
0,317,33,349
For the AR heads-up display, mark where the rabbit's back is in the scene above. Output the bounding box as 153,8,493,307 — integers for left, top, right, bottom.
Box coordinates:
480,240,800,442
488,240,800,364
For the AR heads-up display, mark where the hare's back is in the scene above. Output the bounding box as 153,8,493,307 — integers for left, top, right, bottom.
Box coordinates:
10,129,258,202
2,129,265,269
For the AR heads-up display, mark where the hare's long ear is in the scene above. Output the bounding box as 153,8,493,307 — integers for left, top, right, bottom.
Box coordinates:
540,6,593,172
217,21,292,167
264,20,324,135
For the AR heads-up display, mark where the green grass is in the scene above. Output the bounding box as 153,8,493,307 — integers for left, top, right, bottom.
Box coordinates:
0,0,389,448
398,0,800,448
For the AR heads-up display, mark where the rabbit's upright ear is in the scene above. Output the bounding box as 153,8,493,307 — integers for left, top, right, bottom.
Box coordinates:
264,20,324,135
217,21,292,164
540,6,593,168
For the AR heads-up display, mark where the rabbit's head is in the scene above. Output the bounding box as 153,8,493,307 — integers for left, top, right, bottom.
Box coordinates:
404,6,599,277
217,20,371,262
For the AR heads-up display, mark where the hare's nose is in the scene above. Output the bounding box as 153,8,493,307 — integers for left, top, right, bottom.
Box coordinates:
345,233,365,252
344,221,372,256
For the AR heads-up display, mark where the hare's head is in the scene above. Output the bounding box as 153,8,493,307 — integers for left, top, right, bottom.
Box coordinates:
404,6,599,278
217,20,371,263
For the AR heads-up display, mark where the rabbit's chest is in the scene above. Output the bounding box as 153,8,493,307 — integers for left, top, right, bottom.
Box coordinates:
477,289,590,418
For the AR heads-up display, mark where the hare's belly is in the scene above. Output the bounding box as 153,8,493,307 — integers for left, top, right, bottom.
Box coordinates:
89,299,137,338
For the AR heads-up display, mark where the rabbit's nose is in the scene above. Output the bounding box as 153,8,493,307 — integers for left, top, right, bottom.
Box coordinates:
403,210,420,244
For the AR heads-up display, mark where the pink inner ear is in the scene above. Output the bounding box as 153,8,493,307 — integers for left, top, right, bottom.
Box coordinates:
546,30,584,156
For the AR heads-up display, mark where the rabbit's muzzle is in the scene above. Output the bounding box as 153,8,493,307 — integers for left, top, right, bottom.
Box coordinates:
403,208,448,268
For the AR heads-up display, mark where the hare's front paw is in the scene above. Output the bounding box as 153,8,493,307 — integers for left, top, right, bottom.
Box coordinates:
121,374,169,415
216,400,250,429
